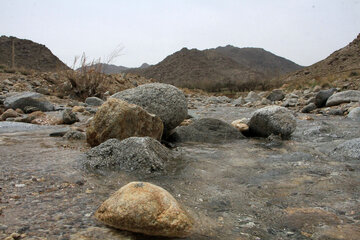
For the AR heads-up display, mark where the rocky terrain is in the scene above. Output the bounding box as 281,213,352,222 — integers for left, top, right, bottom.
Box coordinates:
0,36,69,72
128,46,302,91
282,34,360,90
0,36,360,240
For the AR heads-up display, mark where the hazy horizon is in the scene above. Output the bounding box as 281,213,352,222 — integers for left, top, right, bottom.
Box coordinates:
1,0,359,68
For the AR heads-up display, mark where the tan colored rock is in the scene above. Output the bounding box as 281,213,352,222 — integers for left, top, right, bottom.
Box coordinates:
72,106,85,113
86,98,163,147
1,109,20,121
95,182,194,238
180,119,193,126
24,111,45,123
231,119,249,132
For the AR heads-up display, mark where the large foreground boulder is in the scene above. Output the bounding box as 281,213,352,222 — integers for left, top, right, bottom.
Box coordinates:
95,182,194,238
326,90,360,107
86,98,163,147
84,137,172,174
4,92,54,112
168,118,245,143
111,83,187,135
249,106,296,139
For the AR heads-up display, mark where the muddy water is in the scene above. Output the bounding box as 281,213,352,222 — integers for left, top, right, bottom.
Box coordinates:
1,106,360,240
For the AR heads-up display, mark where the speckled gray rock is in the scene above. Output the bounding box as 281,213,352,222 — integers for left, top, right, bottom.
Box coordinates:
62,109,79,124
63,130,86,140
168,118,245,143
233,96,245,106
333,138,360,160
84,137,172,174
315,88,336,107
85,97,104,106
4,92,54,112
111,83,187,135
347,107,360,121
249,106,296,139
326,90,360,107
245,91,262,103
301,103,317,113
267,89,285,101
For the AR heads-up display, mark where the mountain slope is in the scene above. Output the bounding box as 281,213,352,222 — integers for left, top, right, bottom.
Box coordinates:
0,36,69,71
282,33,360,88
129,46,302,91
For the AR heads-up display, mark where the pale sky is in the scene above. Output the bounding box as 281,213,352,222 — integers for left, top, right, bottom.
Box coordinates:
1,0,359,68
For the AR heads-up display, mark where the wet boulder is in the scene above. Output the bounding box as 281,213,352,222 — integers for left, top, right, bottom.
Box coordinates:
315,88,336,107
326,90,360,107
4,92,54,112
85,97,104,106
86,98,163,147
333,138,360,160
111,83,187,136
267,89,285,101
84,137,171,174
168,118,245,143
95,181,194,238
347,107,360,121
249,106,296,139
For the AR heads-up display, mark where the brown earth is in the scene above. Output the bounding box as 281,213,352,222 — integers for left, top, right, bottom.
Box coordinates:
0,36,69,72
128,46,302,92
282,33,360,90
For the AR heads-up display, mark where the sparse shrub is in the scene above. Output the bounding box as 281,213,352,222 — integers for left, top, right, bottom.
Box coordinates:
65,47,122,100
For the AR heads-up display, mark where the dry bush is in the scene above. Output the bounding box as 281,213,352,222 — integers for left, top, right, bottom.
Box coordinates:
65,47,123,100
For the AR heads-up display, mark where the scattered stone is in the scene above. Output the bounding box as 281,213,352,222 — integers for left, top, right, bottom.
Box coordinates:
301,103,317,113
315,88,337,107
249,106,296,139
49,128,70,137
326,90,360,107
15,108,24,114
63,130,86,140
4,92,54,112
180,119,193,126
169,118,245,143
111,83,187,135
94,181,193,237
62,109,79,125
267,89,285,101
282,98,298,107
23,111,45,123
23,106,40,114
1,109,20,121
231,119,249,133
206,96,232,104
333,138,360,160
72,106,85,113
244,91,262,103
85,97,104,106
84,137,172,174
233,96,245,106
327,109,344,116
347,107,360,121
86,98,163,147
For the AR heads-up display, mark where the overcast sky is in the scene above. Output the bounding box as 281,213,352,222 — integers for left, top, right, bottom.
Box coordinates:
1,0,359,68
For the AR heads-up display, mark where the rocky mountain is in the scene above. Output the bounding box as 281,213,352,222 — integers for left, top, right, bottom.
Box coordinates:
0,36,69,72
128,46,302,91
282,33,360,88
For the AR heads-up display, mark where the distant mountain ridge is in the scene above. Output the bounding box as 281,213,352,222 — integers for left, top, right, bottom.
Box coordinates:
282,33,360,86
76,62,151,74
0,35,69,71
128,45,303,91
